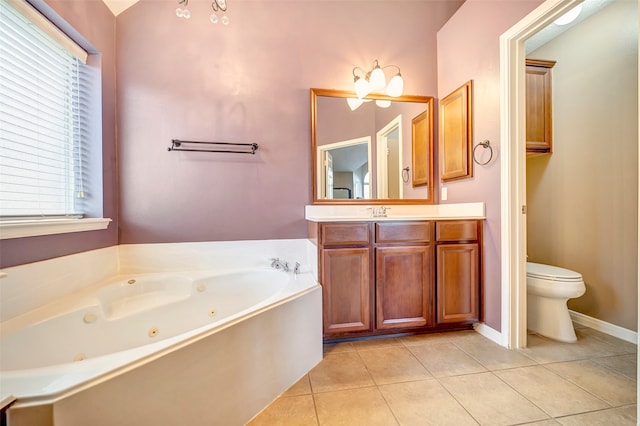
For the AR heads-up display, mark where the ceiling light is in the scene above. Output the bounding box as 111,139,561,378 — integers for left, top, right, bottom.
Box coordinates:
175,0,190,18
176,0,229,24
210,0,229,25
554,3,582,26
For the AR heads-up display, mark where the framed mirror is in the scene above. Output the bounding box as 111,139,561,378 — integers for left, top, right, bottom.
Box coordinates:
311,88,435,204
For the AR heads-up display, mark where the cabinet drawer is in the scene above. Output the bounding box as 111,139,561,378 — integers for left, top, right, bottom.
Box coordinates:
436,221,478,242
375,222,432,243
320,223,370,246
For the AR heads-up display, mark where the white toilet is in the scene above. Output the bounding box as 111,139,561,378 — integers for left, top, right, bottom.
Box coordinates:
526,262,586,342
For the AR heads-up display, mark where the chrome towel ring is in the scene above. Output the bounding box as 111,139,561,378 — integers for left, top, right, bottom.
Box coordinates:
473,140,493,165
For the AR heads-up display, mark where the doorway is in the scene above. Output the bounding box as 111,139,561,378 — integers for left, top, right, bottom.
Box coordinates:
500,0,639,350
376,115,403,199
317,137,372,200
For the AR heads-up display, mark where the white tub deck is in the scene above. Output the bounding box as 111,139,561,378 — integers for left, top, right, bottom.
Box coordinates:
0,240,322,425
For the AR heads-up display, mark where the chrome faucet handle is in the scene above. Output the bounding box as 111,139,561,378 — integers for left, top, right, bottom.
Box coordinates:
270,258,279,268
282,261,290,272
294,262,301,274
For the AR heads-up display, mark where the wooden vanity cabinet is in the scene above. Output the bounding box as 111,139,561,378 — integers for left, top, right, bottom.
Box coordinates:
526,59,556,154
318,223,373,336
435,220,481,324
375,222,434,330
314,219,482,339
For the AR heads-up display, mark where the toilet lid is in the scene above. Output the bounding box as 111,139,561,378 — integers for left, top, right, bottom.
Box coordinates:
526,262,583,282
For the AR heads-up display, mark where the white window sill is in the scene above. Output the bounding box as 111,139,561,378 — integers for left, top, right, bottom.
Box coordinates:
0,218,112,240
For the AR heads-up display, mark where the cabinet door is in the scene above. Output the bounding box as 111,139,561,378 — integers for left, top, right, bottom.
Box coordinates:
376,246,434,329
436,243,479,324
321,247,371,335
525,61,554,153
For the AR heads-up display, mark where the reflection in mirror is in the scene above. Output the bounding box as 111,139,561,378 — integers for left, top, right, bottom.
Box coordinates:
317,137,371,199
311,89,434,204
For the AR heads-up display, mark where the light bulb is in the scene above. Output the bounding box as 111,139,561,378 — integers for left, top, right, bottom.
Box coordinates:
210,13,218,23
176,7,184,17
375,100,391,108
386,73,403,97
347,98,364,111
182,8,191,19
221,15,229,25
354,76,370,99
554,3,582,25
369,66,386,91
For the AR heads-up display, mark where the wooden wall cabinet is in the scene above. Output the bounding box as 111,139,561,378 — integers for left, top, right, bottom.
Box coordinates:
526,59,556,154
440,81,473,182
313,219,482,339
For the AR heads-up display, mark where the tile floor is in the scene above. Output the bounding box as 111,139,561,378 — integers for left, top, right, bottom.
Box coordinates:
248,325,637,425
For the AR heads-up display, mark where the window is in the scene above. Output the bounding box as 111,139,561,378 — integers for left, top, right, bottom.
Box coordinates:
0,0,88,218
0,0,109,238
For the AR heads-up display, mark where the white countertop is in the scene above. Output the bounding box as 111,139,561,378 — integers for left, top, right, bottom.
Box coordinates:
305,202,485,222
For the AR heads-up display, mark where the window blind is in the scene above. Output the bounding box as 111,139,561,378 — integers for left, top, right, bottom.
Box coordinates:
0,0,89,218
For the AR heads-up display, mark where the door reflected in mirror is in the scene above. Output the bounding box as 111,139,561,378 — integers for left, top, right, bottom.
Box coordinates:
311,89,434,204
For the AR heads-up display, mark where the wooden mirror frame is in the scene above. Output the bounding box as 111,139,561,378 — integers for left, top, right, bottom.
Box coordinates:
311,88,435,205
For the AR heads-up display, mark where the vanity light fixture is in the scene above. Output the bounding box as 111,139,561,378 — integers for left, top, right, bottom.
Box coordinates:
210,0,228,25
175,0,191,19
176,0,229,24
352,59,404,99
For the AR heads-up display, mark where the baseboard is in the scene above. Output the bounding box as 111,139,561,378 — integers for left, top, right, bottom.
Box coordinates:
473,323,503,346
569,310,638,344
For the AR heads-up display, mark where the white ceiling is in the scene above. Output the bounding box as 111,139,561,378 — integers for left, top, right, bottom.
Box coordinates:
102,0,139,16
526,0,615,53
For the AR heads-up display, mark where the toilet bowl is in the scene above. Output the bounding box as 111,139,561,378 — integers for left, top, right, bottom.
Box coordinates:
526,262,586,343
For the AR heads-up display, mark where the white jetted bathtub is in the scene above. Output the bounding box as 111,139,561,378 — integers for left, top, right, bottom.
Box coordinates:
0,240,322,426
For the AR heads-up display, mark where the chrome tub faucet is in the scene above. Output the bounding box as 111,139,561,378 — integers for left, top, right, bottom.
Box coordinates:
270,258,289,272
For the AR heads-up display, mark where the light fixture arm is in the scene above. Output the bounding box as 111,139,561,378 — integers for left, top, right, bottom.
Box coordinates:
381,64,401,74
211,0,227,12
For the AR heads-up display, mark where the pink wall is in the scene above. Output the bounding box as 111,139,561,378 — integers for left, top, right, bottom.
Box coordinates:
436,0,544,330
0,0,118,268
116,0,463,243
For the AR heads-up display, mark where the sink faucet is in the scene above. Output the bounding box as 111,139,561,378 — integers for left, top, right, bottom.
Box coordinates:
368,206,390,218
270,258,290,272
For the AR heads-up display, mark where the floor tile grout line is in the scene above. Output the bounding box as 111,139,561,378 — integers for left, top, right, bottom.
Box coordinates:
297,330,637,425
538,360,631,408
429,372,484,425
485,368,557,421
589,355,639,382
372,382,403,426
548,404,639,422
491,362,628,421
309,392,320,426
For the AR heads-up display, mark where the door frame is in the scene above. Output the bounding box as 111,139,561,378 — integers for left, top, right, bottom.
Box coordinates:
499,0,584,349
376,115,403,199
